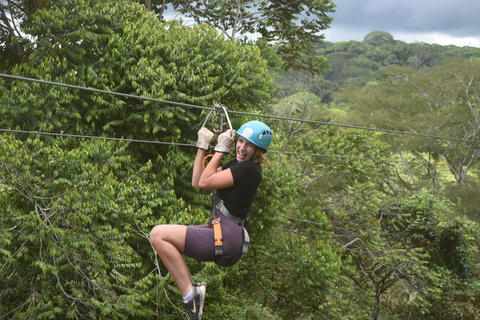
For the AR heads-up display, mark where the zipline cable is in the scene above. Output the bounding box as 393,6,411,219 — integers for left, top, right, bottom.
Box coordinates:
0,73,213,112
0,128,192,147
1,73,480,144
0,127,472,168
228,110,480,144
0,75,476,243
0,73,479,167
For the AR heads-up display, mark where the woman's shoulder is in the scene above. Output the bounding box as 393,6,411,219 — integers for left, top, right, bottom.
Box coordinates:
224,159,262,174
235,161,262,178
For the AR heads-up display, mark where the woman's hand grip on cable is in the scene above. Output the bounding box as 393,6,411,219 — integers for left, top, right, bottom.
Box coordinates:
215,129,236,153
196,127,215,150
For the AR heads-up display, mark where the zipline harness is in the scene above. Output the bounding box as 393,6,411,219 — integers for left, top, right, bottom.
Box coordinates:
209,193,250,259
200,105,250,259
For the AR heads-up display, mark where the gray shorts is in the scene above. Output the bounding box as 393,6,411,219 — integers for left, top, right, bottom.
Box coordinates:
184,209,244,267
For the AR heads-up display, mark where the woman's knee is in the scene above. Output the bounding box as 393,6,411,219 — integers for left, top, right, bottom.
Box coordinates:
150,225,166,248
150,225,187,251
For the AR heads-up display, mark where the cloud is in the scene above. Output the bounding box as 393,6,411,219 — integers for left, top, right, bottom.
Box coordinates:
395,32,480,47
325,0,480,47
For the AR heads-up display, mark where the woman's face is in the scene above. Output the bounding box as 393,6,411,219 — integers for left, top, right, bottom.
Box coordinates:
236,136,257,162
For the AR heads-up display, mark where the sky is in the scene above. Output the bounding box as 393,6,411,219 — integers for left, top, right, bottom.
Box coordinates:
323,0,480,47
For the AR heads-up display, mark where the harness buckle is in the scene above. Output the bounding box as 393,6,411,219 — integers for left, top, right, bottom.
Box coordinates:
215,199,224,210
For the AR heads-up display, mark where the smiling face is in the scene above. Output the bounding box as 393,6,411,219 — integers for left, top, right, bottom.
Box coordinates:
236,136,258,162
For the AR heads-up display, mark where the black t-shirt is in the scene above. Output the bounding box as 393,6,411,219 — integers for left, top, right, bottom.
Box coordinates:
217,159,263,219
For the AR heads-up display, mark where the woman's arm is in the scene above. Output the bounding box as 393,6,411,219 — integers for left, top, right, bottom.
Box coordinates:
191,149,226,189
198,152,234,190
192,127,215,188
191,148,207,189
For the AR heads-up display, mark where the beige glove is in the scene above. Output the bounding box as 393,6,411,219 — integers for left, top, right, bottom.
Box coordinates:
215,129,236,153
196,127,215,150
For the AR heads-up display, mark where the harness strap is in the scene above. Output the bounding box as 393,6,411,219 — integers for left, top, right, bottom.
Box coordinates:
209,193,250,259
215,200,246,227
210,193,247,226
242,227,250,254
211,217,224,256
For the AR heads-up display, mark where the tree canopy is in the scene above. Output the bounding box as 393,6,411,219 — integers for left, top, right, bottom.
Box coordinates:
1,1,480,318
342,58,480,186
133,0,335,75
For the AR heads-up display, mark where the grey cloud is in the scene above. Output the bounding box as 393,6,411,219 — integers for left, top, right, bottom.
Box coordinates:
330,0,480,38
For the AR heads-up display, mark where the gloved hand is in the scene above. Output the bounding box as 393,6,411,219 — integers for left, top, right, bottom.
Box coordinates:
196,127,215,150
215,129,236,153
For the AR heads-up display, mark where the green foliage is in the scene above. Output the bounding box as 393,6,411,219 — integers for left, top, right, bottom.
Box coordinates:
377,194,480,318
338,58,480,197
0,0,274,208
267,106,397,318
443,180,480,222
363,30,395,46
0,0,56,71
169,0,335,75
2,1,480,318
272,32,480,105
440,277,480,320
0,134,180,318
0,0,31,70
269,30,480,320
0,0,272,146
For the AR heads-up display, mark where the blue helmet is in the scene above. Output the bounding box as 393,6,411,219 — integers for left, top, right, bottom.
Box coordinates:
237,120,273,150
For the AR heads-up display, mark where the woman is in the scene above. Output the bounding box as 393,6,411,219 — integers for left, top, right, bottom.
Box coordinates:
150,120,273,320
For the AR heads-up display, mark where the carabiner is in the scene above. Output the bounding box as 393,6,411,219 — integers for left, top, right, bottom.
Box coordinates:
201,109,215,129
200,104,232,135
211,112,224,136
200,104,234,169
218,104,232,132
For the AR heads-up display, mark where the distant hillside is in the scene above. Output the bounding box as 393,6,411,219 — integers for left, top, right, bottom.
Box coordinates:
272,30,480,104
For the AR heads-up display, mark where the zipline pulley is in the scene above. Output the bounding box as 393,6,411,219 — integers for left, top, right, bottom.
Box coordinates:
201,104,232,136
202,104,233,169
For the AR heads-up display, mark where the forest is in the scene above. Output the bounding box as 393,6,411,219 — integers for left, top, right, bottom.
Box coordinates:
1,0,480,319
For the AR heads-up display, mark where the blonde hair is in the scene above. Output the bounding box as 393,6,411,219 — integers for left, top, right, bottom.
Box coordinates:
254,149,271,167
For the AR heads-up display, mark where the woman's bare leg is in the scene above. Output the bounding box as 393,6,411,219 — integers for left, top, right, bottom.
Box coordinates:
150,225,192,296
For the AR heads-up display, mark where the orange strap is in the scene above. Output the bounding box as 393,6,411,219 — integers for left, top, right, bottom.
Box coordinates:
203,154,213,169
211,218,224,256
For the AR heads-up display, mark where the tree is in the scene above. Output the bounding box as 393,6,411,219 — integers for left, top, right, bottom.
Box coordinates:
0,0,273,201
277,110,480,318
364,30,395,46
229,159,345,319
269,97,392,318
1,0,57,70
0,0,286,318
140,0,336,75
341,58,480,188
2,0,272,135
374,194,480,319
0,134,171,318
0,0,30,69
